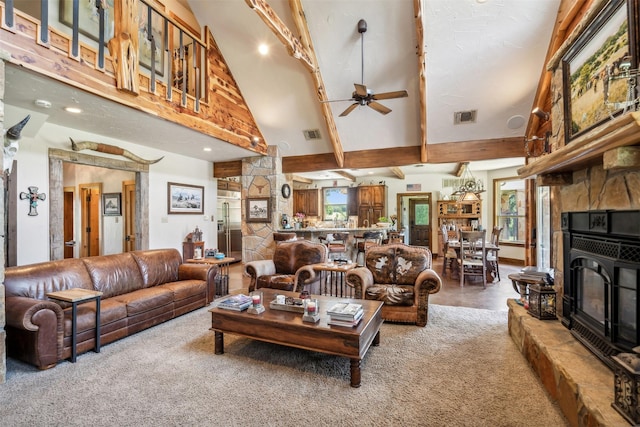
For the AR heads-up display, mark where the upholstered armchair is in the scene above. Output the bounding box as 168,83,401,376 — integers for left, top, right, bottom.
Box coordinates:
346,243,442,327
245,240,328,294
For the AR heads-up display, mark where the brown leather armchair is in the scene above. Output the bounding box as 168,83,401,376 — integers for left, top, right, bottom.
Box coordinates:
245,240,328,294
346,243,442,326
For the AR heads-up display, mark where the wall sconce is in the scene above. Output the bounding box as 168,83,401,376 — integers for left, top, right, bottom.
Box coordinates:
532,107,550,121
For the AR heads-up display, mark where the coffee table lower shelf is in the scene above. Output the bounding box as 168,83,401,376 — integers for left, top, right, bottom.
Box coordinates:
209,289,383,388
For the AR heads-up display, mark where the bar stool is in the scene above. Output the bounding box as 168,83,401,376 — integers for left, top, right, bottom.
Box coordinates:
354,231,383,265
319,232,349,261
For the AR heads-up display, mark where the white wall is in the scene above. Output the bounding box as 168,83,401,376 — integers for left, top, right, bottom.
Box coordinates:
14,122,218,265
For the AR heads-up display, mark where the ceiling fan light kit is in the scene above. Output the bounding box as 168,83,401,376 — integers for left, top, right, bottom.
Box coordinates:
329,19,408,117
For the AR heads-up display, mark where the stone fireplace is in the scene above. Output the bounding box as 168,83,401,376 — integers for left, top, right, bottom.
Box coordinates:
561,209,640,369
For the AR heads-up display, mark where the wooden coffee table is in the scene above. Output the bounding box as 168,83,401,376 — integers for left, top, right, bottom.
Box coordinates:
209,288,383,387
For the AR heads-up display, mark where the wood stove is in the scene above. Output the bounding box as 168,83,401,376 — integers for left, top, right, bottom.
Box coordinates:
562,210,640,369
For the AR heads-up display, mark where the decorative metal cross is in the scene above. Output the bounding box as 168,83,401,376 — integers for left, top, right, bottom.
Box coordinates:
19,186,46,216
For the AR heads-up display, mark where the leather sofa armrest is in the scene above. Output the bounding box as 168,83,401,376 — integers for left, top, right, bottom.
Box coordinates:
178,263,217,282
6,296,65,367
6,296,64,331
346,267,374,299
244,260,276,292
294,265,321,293
415,269,442,295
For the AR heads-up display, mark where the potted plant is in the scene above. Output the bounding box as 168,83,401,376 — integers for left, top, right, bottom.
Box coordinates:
377,216,391,227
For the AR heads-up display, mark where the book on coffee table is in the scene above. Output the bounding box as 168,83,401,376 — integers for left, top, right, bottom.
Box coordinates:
217,294,252,311
327,302,364,321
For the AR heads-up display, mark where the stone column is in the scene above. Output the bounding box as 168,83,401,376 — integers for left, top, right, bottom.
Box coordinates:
242,146,292,262
0,49,9,384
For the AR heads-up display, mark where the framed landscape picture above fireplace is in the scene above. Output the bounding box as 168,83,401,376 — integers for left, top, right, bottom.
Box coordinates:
561,0,639,143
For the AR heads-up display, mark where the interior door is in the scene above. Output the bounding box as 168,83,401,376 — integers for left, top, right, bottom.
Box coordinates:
63,187,75,258
123,180,136,252
80,184,101,257
409,198,431,247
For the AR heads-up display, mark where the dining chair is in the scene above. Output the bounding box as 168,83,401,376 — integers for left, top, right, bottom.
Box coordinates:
318,232,349,261
354,231,383,265
440,225,458,278
486,226,503,280
458,230,487,288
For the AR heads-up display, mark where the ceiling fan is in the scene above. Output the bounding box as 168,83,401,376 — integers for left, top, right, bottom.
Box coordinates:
328,19,408,117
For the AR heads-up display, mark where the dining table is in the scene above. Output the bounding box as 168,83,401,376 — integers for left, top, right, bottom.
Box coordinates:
445,239,500,283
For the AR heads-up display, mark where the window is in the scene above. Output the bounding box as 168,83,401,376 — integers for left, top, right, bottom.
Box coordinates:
323,187,348,221
494,178,526,244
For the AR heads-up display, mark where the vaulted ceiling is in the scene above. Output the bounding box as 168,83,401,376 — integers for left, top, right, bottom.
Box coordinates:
4,0,576,179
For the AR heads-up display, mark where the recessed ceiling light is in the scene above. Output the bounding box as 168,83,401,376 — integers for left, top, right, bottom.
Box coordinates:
64,107,82,114
252,136,260,142
258,44,269,55
34,99,52,108
203,147,212,152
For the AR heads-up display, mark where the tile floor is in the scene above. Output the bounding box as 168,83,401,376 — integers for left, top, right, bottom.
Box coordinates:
227,257,524,312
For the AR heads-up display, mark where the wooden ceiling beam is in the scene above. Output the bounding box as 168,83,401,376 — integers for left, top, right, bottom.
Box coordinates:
244,0,315,72
289,0,345,168
414,0,428,163
454,162,468,177
292,174,313,184
389,167,405,180
333,171,356,182
244,0,346,168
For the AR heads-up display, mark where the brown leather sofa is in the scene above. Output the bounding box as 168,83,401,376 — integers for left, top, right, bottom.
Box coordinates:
245,239,328,293
346,243,442,326
4,248,217,369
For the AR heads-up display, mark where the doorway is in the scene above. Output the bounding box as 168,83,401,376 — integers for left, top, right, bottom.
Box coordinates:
397,192,433,250
409,198,431,247
123,180,136,252
79,183,101,257
63,186,75,258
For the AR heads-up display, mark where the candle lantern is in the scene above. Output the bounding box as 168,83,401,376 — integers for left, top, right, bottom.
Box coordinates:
303,298,320,323
612,347,640,425
248,291,265,314
527,283,557,320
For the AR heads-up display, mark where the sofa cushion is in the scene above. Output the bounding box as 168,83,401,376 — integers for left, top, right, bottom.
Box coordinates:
4,259,94,300
82,253,145,299
273,241,326,275
365,284,415,306
365,246,397,284
131,249,181,288
63,298,128,336
394,245,431,286
257,274,295,291
112,287,174,316
160,280,206,301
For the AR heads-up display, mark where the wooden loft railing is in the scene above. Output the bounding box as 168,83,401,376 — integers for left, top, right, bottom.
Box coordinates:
0,0,267,155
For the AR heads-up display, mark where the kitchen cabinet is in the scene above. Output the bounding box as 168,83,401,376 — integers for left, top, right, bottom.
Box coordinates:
347,187,359,216
293,189,318,216
357,185,386,227
217,180,241,192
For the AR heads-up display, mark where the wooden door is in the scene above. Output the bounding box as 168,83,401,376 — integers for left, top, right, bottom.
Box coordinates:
80,184,101,257
409,198,431,247
123,180,136,252
63,188,74,258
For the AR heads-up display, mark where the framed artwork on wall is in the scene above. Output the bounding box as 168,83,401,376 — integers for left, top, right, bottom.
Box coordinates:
103,193,122,216
59,0,115,42
246,197,271,223
562,0,639,143
168,182,204,214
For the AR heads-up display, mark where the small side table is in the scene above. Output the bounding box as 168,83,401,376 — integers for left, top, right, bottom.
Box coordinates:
312,262,357,297
187,257,234,299
46,288,103,363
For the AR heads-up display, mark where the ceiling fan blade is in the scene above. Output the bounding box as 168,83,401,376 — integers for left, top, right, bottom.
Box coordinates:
321,98,357,103
354,83,368,98
368,101,392,115
372,90,409,100
339,103,359,117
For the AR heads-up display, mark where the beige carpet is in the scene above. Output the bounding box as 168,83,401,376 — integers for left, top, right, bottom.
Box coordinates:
1,304,568,426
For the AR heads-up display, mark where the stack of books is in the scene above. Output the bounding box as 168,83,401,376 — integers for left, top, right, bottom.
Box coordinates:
217,294,252,311
327,302,364,327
